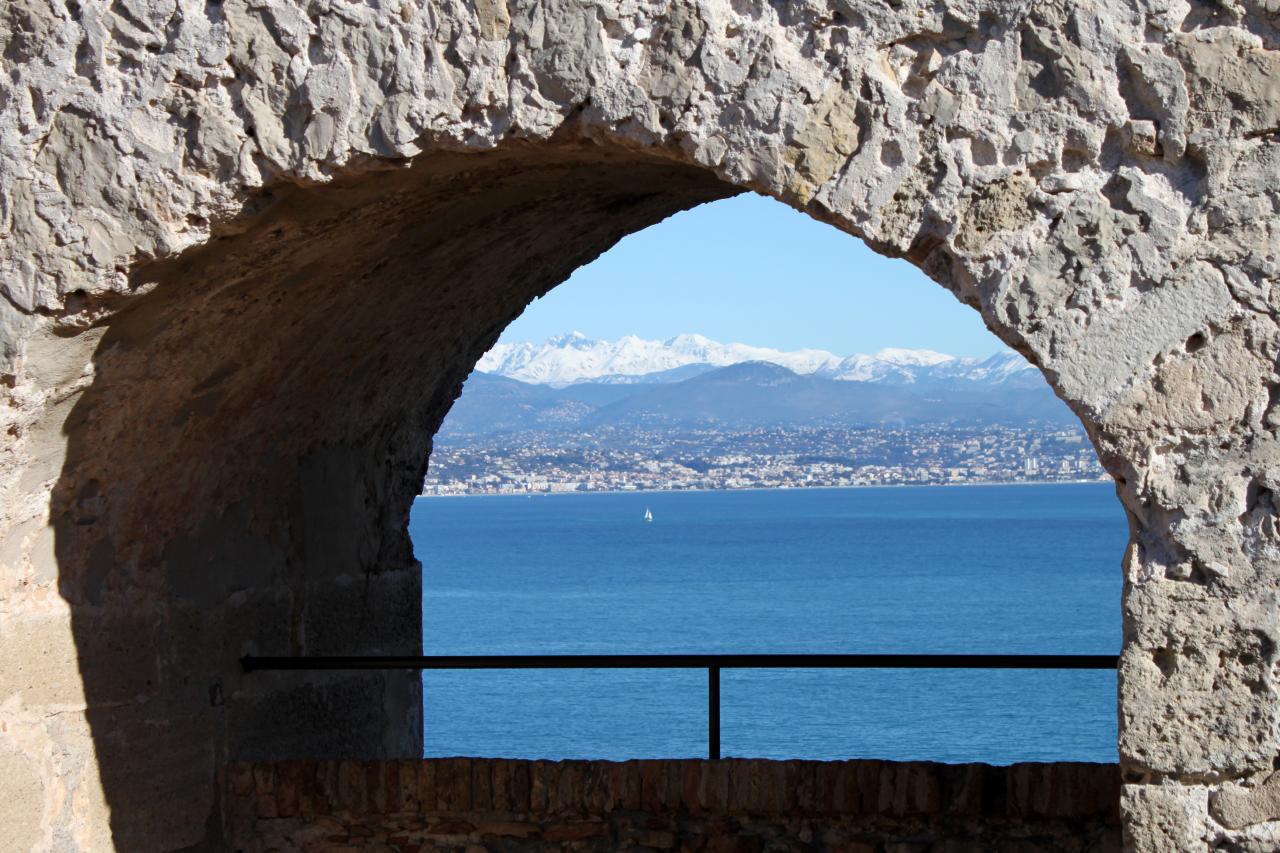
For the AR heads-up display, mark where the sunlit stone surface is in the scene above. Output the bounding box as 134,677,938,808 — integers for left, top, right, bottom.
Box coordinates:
1,0,1278,849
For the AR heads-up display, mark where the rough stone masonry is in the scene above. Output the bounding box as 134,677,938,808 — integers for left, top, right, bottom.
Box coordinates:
0,0,1277,850
224,758,1124,851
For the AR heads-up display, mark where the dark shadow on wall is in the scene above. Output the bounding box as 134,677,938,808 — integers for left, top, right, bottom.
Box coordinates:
48,146,736,848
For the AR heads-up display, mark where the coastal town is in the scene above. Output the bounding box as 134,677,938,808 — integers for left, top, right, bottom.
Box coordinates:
421,425,1108,495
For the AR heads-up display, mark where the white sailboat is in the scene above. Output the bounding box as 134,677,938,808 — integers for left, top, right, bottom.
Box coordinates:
644,507,653,523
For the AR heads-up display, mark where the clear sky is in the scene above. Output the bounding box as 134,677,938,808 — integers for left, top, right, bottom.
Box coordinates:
499,192,1005,358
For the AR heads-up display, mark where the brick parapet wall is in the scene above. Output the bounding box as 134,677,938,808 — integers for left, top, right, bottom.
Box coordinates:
224,758,1120,851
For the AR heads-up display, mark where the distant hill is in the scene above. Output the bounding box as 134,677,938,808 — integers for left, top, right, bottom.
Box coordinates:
437,373,593,434
583,362,926,428
440,359,1075,436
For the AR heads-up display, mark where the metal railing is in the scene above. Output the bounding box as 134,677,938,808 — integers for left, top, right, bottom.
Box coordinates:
241,653,1118,760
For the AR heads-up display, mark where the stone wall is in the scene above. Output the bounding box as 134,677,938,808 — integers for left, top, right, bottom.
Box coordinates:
3,0,1279,850
224,758,1122,852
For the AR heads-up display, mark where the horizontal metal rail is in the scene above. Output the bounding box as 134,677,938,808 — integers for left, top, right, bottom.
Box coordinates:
242,653,1116,760
240,653,1117,671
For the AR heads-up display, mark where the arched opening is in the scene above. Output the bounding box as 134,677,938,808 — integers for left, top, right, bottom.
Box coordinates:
43,142,1130,847
22,141,1184,851
413,193,1126,764
13,124,1235,848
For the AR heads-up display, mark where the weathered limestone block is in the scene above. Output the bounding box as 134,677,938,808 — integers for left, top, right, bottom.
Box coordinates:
1122,784,1210,851
0,739,44,853
1214,771,1280,829
1,0,1278,850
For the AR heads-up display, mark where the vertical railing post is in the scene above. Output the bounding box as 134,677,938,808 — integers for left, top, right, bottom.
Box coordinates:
708,665,721,760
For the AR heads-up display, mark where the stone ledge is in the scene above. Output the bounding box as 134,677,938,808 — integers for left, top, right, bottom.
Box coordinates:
224,758,1120,851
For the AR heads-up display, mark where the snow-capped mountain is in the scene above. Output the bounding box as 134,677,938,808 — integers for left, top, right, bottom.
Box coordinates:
476,332,844,386
476,332,1036,388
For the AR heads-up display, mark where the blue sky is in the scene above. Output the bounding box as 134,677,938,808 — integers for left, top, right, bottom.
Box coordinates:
499,192,1005,358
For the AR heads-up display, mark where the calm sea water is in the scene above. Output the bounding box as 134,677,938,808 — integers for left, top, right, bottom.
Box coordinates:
410,483,1125,764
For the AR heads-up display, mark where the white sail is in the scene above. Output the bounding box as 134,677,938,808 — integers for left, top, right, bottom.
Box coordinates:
644,508,653,522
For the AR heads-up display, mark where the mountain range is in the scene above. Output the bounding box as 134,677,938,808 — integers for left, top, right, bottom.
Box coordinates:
476,332,1035,387
440,334,1074,435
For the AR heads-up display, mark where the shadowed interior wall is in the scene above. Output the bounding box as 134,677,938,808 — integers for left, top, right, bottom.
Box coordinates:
45,147,733,849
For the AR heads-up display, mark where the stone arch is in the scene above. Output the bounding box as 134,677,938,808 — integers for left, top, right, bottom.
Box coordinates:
2,1,1277,850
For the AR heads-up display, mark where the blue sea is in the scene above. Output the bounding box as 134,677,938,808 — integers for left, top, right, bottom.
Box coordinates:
411,483,1125,764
